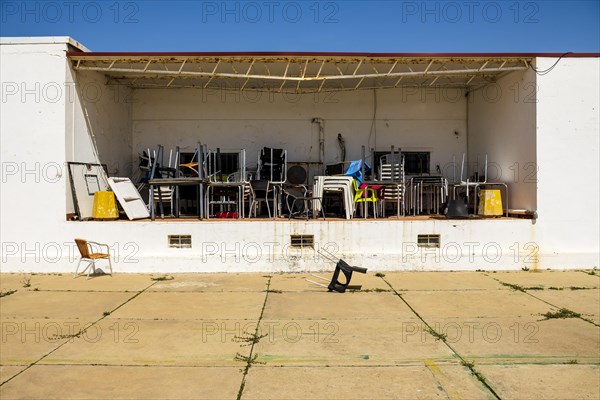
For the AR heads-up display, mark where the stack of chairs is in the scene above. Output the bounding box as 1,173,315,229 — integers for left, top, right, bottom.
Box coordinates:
257,147,287,217
379,153,405,217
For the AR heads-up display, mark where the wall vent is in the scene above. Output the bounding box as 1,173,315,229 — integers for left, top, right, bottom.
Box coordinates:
417,234,441,248
290,234,314,248
168,235,192,249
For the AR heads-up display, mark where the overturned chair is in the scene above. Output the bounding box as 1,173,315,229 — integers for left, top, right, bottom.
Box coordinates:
307,257,368,293
74,238,113,279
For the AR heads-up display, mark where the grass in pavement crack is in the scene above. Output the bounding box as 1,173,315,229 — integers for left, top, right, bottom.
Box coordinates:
233,331,269,347
20,275,32,288
236,275,272,400
377,275,502,400
150,275,174,281
0,289,17,298
542,308,581,320
0,281,157,387
425,327,447,342
460,360,489,385
498,281,543,292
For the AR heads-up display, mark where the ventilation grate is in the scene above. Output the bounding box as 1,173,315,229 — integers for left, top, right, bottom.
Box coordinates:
168,235,192,249
417,234,441,248
290,234,314,248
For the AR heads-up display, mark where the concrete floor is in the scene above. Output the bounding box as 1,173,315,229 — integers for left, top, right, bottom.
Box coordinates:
1,269,598,399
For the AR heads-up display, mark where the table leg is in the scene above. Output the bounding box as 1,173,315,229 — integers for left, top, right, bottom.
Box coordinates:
150,185,155,220
157,186,165,218
196,183,204,219
175,186,180,218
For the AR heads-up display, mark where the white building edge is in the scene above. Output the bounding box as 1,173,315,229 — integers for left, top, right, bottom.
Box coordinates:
0,37,598,273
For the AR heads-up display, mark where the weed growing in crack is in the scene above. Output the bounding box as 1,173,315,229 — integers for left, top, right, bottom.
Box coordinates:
542,308,581,320
21,276,31,288
351,288,390,293
499,281,542,292
235,276,272,400
234,352,264,365
425,327,447,342
52,329,84,340
151,275,174,281
499,282,525,292
233,332,268,347
461,360,488,384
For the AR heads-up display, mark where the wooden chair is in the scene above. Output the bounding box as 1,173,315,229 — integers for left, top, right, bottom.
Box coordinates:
74,238,113,279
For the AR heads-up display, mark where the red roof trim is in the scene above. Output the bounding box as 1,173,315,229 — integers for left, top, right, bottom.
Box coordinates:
67,51,600,58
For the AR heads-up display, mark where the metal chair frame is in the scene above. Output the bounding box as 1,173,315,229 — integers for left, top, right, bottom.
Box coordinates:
73,238,113,279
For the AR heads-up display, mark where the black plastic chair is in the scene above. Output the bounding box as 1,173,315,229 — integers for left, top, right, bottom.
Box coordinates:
249,179,274,217
283,185,324,220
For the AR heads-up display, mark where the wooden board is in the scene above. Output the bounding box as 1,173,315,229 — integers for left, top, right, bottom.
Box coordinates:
107,177,150,220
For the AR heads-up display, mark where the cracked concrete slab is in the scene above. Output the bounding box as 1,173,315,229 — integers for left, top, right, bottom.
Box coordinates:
2,271,599,399
1,273,154,293
399,289,556,319
43,319,249,366
0,365,242,399
528,289,600,324
0,318,85,366
41,274,154,292
1,274,65,292
409,317,600,364
0,291,134,320
492,270,600,289
262,291,413,320
109,291,266,320
254,318,452,366
243,365,491,399
0,366,26,385
478,364,600,399
148,273,269,292
383,271,504,291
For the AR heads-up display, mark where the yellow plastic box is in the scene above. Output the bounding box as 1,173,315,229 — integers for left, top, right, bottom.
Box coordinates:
92,191,119,219
478,189,503,216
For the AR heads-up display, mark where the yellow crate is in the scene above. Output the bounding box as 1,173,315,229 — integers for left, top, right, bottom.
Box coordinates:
478,189,503,216
92,191,118,219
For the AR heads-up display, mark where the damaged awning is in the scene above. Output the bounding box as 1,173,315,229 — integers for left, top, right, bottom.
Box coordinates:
68,52,532,93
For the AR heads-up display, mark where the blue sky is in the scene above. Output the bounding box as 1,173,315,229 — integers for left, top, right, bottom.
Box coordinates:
1,0,599,52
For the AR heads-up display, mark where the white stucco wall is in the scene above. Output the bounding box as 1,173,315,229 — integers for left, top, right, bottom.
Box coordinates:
0,38,132,270
1,217,538,273
67,69,133,179
132,86,467,173
1,38,598,273
535,57,600,268
1,39,71,262
467,67,537,211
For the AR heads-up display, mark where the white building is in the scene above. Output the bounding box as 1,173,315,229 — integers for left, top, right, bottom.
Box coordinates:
1,37,598,273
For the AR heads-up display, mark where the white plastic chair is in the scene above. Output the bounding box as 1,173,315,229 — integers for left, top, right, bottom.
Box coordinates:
454,153,487,206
